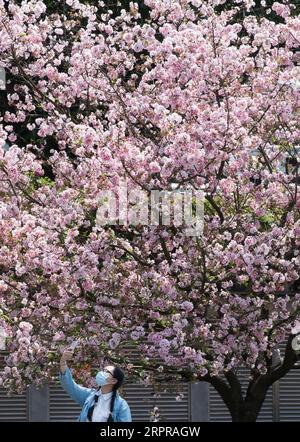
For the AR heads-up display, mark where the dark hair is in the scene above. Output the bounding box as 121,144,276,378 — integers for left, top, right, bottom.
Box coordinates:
87,366,125,422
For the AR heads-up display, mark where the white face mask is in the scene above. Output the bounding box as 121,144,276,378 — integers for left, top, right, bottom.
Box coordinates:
95,371,109,386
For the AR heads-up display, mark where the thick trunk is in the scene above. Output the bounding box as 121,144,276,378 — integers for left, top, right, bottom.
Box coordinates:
229,386,267,422
231,405,261,422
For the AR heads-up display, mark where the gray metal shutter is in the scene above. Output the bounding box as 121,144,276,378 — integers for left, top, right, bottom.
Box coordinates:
121,341,190,421
277,341,300,421
49,382,81,422
0,389,28,422
278,368,300,421
0,351,28,422
122,382,190,421
209,367,273,421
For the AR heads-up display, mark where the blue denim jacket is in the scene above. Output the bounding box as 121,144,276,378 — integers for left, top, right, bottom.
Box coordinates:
59,367,132,422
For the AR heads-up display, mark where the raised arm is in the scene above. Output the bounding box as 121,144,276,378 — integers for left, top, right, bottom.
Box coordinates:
59,349,93,407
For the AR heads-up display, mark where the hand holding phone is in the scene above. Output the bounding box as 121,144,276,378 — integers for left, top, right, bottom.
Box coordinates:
69,340,79,351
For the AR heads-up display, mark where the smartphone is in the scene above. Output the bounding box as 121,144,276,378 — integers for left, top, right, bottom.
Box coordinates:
69,340,79,351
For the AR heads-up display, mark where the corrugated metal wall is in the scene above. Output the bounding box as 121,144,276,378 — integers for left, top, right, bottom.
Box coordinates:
0,351,28,422
117,382,189,422
279,368,300,421
49,382,81,422
277,342,300,421
120,342,190,421
0,389,28,422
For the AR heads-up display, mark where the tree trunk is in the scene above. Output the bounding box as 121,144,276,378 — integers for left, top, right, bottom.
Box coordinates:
229,386,268,422
231,404,261,422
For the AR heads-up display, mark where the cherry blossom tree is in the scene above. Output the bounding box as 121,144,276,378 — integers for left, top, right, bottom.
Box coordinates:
0,0,300,421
